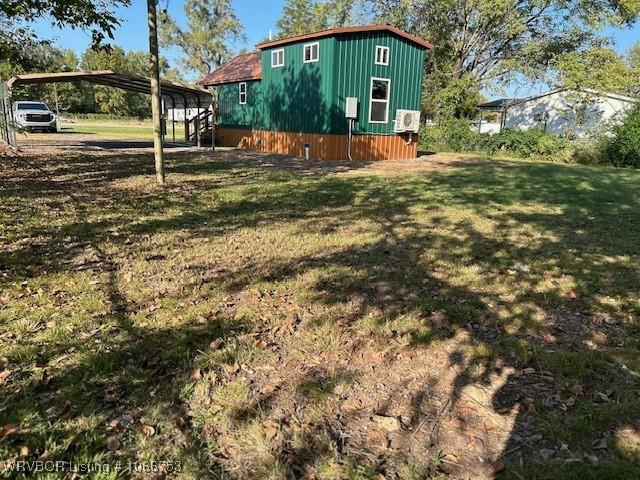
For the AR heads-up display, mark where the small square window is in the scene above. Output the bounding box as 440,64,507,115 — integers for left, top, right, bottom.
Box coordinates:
303,42,319,63
375,46,389,66
239,82,247,105
271,49,284,68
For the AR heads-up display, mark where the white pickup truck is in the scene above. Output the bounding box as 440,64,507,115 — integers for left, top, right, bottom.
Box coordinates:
13,101,57,133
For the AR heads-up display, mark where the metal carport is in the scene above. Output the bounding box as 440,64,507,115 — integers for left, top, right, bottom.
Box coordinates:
5,70,213,146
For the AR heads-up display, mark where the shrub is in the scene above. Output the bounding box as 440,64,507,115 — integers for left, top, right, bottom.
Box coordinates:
484,128,570,158
419,119,488,152
601,103,640,168
572,142,608,165
420,123,572,159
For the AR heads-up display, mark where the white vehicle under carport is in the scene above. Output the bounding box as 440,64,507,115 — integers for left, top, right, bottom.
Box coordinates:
13,101,57,133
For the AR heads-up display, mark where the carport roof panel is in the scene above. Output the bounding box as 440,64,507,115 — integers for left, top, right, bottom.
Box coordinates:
7,71,211,108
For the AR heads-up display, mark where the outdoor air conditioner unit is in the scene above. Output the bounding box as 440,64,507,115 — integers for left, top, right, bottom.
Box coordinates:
394,109,421,133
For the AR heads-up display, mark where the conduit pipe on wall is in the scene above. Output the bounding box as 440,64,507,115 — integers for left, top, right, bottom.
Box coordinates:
347,118,353,161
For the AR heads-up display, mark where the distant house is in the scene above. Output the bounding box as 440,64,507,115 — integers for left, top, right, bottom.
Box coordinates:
200,25,432,161
479,88,636,138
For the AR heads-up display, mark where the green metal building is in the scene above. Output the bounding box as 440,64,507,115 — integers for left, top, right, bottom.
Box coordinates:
201,25,431,161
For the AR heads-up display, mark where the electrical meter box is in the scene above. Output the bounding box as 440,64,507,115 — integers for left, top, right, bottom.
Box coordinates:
345,97,358,119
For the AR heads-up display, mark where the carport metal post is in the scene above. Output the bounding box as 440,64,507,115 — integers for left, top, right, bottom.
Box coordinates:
161,98,165,144
195,100,201,148
211,105,215,151
181,94,189,143
171,97,176,142
53,83,60,131
147,0,165,185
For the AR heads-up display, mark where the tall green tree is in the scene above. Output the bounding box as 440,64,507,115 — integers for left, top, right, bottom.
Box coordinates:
556,47,633,92
628,42,640,89
7,43,93,113
159,0,244,77
1,0,130,59
370,0,639,84
275,0,361,37
1,0,131,103
81,46,151,116
276,0,328,36
369,0,640,118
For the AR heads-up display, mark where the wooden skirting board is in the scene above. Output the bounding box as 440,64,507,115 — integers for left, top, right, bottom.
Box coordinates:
216,128,418,161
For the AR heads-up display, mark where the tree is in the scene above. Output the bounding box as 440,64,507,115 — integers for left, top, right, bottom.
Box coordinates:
6,43,93,113
368,0,639,120
627,42,640,91
429,75,483,121
556,47,633,92
159,0,244,77
1,0,130,47
81,46,151,116
369,0,640,84
628,42,640,71
276,0,326,36
2,0,131,97
275,0,361,37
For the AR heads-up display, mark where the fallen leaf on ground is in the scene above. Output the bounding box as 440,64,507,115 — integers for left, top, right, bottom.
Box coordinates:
592,437,608,450
225,363,240,375
106,436,120,451
365,428,388,450
138,424,156,437
0,370,11,384
38,451,53,461
0,425,18,439
594,391,611,403
569,384,584,396
264,421,278,441
372,415,400,432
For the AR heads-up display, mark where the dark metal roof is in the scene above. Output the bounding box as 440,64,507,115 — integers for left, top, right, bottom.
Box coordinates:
200,52,262,86
256,24,433,50
477,98,518,110
7,71,211,108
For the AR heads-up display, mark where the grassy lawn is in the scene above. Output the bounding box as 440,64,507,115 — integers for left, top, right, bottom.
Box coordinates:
56,120,187,140
0,149,639,479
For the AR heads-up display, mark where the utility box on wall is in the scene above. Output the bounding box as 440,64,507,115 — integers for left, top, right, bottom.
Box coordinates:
345,97,358,119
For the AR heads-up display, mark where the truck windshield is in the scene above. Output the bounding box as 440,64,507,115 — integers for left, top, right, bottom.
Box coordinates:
17,103,49,111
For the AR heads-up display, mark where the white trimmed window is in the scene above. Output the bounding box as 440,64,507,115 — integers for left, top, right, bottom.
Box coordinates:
303,42,319,63
375,45,389,66
369,77,390,123
239,82,247,104
271,48,284,67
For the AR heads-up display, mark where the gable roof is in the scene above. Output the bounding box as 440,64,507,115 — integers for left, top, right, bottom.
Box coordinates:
514,87,636,106
200,52,262,86
477,98,518,110
256,25,433,50
9,70,211,108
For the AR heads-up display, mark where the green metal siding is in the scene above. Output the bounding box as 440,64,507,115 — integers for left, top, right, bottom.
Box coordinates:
259,37,339,133
218,80,261,129
334,33,425,134
217,32,426,135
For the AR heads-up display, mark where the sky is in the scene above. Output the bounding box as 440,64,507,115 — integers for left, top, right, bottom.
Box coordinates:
31,0,286,64
28,0,640,96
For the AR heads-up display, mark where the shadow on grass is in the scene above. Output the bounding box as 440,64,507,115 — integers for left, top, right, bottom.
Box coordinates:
1,148,639,477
